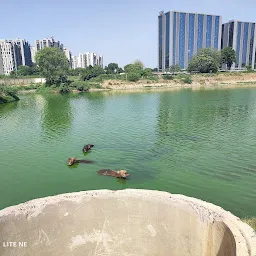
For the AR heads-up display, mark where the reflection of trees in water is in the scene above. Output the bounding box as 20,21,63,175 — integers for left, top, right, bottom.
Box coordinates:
41,94,72,139
0,101,18,117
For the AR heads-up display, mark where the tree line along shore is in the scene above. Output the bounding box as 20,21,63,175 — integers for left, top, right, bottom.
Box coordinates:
1,47,256,103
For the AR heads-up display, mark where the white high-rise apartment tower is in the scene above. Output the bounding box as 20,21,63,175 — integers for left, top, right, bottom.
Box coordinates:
0,40,18,75
35,37,64,52
30,46,36,63
0,39,32,75
71,56,78,69
74,52,103,69
64,48,72,68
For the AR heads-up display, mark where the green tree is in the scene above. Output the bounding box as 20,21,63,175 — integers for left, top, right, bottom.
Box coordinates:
198,48,221,65
169,64,181,73
35,48,69,85
133,60,144,70
107,63,119,74
17,65,33,76
152,68,158,72
188,55,219,73
81,65,105,81
188,48,221,73
117,67,124,73
221,47,236,70
124,64,134,73
68,68,86,76
142,68,153,77
127,73,141,82
124,61,144,74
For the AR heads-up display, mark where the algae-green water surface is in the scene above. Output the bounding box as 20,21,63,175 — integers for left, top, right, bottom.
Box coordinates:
0,89,256,217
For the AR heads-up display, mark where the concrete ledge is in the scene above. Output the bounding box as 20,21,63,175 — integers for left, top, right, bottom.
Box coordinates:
0,189,255,256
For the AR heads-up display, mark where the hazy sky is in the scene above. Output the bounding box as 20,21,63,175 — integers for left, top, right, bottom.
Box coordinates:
2,0,256,68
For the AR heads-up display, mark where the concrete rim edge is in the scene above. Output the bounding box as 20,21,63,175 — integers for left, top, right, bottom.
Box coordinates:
0,189,255,255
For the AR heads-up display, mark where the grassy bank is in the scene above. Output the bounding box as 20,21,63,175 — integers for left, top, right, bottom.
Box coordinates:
4,72,256,96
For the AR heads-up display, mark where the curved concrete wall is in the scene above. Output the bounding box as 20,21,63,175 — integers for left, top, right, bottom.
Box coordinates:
0,189,255,256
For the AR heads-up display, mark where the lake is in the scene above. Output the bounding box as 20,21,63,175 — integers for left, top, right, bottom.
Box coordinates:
0,88,256,217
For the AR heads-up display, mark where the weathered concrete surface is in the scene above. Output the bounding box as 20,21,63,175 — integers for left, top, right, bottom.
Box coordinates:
0,189,255,256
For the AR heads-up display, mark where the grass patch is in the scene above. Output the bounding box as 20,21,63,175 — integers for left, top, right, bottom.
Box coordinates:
15,83,43,91
36,85,56,93
68,76,80,81
90,74,127,83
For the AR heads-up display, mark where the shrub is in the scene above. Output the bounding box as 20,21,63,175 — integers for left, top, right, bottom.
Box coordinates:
183,76,193,84
246,65,253,72
58,84,70,94
163,75,173,80
146,76,159,81
169,64,182,73
70,81,89,91
127,73,141,82
89,83,101,89
77,85,89,92
90,74,126,82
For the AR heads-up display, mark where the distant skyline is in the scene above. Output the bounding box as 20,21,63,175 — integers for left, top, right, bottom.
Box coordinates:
2,0,256,68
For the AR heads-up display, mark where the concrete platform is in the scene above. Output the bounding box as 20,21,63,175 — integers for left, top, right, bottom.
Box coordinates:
0,189,255,256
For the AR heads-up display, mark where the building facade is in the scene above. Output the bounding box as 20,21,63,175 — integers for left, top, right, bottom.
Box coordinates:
12,39,32,67
71,56,78,69
35,37,64,52
222,20,256,69
77,53,87,68
158,11,222,70
0,40,18,75
0,39,32,75
74,52,103,69
0,52,4,75
30,46,36,63
64,48,72,68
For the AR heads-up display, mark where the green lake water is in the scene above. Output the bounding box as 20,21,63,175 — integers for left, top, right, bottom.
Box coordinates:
0,88,256,217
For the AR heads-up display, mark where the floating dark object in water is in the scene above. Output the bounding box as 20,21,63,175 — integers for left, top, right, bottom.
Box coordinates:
97,169,130,179
67,158,94,166
82,144,94,153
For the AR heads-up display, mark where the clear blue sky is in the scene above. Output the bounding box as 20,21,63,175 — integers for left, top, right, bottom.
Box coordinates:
2,0,256,68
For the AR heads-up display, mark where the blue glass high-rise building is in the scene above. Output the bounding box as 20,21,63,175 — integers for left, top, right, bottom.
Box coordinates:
158,11,222,71
222,20,256,69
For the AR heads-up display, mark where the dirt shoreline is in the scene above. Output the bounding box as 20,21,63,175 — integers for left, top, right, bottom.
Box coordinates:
96,72,256,91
